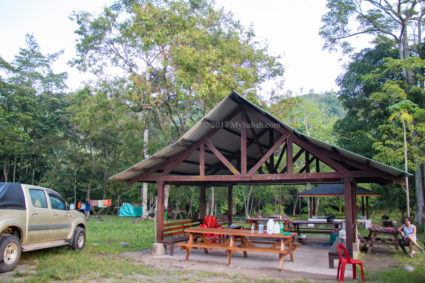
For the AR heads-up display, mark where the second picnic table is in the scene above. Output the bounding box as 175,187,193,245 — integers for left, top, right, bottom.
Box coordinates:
177,227,298,270
246,217,293,231
290,219,343,235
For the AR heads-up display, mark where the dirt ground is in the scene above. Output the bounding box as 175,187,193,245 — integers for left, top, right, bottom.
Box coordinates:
0,246,401,282
120,249,335,282
360,246,401,273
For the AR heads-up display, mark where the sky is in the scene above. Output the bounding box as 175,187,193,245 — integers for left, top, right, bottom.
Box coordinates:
0,0,372,96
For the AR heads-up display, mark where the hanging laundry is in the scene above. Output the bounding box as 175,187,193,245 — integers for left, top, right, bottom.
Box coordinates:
103,199,112,207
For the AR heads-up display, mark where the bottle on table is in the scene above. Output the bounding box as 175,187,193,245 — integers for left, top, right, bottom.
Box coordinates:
251,223,255,233
280,221,284,234
259,221,264,234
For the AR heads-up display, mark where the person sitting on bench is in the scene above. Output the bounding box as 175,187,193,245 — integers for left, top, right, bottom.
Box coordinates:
398,217,424,258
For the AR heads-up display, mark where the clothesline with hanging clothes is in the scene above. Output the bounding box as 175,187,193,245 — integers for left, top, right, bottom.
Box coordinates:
89,199,112,207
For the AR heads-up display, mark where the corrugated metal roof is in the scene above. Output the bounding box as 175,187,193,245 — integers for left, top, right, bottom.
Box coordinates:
298,183,380,197
109,92,410,183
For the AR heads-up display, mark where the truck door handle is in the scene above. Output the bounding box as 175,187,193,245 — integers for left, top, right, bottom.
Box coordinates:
52,213,58,217
31,212,38,216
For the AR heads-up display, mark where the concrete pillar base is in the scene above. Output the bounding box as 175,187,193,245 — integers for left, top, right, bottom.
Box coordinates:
152,243,165,256
352,242,360,259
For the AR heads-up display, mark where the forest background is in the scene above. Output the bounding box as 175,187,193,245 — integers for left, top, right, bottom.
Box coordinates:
1,0,425,225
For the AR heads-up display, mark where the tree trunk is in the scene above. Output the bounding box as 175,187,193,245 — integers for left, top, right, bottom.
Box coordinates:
73,169,77,207
3,152,9,182
12,155,16,182
142,128,149,218
86,175,92,201
164,184,170,212
210,186,215,216
315,198,320,216
402,119,410,217
188,187,194,218
31,157,36,185
415,163,425,225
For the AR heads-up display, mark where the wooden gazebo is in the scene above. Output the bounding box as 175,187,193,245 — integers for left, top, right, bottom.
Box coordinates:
110,92,409,257
296,183,380,219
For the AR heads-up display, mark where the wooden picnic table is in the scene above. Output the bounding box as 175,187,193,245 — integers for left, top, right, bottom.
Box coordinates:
362,226,407,254
246,217,293,231
290,220,343,235
177,227,298,270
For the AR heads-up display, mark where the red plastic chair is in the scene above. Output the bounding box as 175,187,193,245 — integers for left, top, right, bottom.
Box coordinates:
336,243,364,282
201,216,224,244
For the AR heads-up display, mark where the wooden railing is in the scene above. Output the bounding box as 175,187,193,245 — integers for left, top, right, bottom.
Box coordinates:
163,220,200,239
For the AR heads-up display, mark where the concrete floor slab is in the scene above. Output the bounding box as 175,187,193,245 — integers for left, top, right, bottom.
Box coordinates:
158,242,353,277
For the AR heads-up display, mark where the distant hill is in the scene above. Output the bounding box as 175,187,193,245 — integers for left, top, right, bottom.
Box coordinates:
281,92,345,144
298,92,345,119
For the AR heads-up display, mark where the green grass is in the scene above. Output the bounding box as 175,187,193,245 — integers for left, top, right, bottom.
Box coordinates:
5,214,425,282
86,215,155,253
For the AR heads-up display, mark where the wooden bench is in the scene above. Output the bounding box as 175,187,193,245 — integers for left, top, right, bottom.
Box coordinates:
328,238,344,268
160,220,200,256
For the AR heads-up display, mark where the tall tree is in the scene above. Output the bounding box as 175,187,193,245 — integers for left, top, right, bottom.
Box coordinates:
321,1,425,222
71,0,284,140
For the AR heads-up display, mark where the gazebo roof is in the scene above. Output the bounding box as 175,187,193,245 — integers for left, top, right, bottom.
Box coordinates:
298,183,380,197
110,92,410,186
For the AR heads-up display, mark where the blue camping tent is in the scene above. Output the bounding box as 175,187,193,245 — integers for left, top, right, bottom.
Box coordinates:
118,202,143,217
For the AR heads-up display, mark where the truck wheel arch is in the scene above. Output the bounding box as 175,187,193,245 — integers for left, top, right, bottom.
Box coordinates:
1,226,23,242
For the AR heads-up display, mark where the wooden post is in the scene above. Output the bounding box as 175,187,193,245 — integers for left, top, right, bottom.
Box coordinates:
344,177,354,257
366,196,370,219
361,196,365,217
228,185,233,225
156,181,165,242
200,186,206,223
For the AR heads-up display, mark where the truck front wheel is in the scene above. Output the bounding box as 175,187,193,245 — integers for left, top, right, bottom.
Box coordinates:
70,227,86,250
0,235,21,273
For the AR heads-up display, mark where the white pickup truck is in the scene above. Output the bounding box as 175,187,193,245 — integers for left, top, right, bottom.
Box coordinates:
0,183,86,272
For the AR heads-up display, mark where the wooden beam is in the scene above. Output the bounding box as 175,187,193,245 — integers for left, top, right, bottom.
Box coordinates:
246,114,265,157
141,171,346,183
286,136,293,174
299,155,315,174
316,158,320,172
248,134,287,175
200,143,205,176
156,181,165,242
269,129,275,169
127,107,241,185
204,128,269,176
245,105,289,136
280,148,305,174
305,152,310,173
221,126,269,149
205,139,240,175
274,143,286,172
241,108,247,174
291,134,348,173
